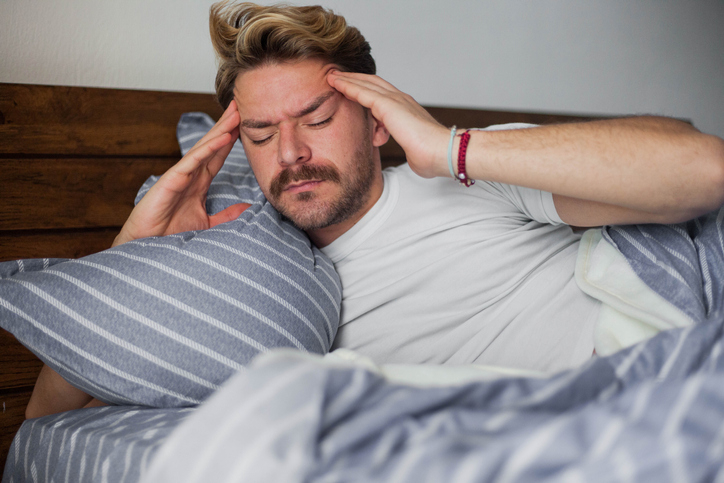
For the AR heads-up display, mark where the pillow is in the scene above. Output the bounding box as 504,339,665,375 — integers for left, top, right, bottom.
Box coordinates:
0,112,341,408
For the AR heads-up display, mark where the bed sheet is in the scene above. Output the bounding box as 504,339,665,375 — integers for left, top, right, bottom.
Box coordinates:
2,406,190,483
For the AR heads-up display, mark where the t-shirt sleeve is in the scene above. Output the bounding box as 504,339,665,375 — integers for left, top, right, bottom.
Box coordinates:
472,123,565,225
487,182,564,225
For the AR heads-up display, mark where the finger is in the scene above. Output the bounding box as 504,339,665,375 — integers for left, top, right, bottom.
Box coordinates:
198,127,242,181
329,71,401,93
328,73,407,108
206,104,240,139
209,203,251,227
328,74,416,115
187,118,239,161
218,101,239,124
205,126,240,176
329,74,398,101
192,102,237,148
173,130,237,176
333,74,438,126
193,103,240,148
328,77,401,116
215,101,238,124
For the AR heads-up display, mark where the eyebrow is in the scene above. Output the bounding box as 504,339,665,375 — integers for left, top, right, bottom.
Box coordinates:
240,91,336,129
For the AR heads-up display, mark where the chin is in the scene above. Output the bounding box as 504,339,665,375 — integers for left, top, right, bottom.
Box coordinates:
284,205,338,231
271,161,375,232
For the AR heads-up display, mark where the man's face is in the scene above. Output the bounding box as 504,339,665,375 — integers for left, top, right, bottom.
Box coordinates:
233,59,387,241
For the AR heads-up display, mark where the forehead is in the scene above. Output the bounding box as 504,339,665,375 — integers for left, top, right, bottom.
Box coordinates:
233,59,336,119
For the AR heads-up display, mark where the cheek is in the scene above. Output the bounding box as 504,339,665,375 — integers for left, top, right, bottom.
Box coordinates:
245,153,274,190
242,138,274,175
317,118,367,159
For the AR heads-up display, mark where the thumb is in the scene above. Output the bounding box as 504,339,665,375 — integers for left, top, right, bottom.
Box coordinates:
209,203,252,228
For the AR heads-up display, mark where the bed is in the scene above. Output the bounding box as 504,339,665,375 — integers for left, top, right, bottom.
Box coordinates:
2,82,723,482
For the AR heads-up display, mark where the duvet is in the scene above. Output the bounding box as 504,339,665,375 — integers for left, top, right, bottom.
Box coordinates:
4,208,724,483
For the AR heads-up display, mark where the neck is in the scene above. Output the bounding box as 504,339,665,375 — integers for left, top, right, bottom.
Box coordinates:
307,171,384,248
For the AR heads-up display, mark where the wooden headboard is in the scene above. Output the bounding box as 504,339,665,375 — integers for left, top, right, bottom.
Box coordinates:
0,81,598,470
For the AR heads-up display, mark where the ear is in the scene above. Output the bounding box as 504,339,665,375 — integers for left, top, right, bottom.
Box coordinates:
369,114,390,148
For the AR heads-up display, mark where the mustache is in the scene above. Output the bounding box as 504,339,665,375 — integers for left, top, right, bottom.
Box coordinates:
270,164,341,199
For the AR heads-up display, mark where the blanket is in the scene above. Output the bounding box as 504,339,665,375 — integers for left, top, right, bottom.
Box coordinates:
142,208,724,483
5,209,724,482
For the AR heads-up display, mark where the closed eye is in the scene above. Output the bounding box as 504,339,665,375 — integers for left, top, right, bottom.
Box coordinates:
248,116,333,145
309,117,332,127
250,136,272,146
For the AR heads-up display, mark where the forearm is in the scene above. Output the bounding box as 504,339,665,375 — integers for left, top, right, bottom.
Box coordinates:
448,117,724,221
26,364,104,419
327,72,724,224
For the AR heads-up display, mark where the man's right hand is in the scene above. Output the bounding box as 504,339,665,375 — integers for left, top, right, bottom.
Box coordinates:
113,102,250,247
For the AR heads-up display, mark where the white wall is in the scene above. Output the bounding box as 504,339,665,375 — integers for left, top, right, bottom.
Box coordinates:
2,0,723,137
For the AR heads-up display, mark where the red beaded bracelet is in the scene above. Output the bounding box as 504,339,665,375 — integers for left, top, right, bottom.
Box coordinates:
457,130,474,187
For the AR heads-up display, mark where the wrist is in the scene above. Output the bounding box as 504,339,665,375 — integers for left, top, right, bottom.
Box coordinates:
451,133,463,179
112,231,131,247
438,126,461,179
444,127,474,185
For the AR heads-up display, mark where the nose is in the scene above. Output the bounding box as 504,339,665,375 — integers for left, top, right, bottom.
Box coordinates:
277,124,311,167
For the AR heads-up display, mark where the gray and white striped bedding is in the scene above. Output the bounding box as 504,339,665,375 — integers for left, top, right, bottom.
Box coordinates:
0,112,341,407
3,406,190,483
6,208,724,482
137,209,724,482
603,210,724,324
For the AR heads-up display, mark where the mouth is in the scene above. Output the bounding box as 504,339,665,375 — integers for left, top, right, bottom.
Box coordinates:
283,179,324,194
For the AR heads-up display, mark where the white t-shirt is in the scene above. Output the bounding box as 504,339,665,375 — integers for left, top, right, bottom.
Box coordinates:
321,161,600,374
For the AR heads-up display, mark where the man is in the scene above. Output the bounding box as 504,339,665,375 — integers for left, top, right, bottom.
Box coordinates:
116,2,724,371
28,2,724,417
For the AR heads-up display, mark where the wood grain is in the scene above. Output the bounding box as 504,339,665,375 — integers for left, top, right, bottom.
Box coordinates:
0,157,177,231
0,389,33,473
0,330,43,390
0,228,119,262
0,83,224,157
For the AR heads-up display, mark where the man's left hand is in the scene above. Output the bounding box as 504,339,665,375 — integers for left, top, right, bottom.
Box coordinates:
327,71,450,179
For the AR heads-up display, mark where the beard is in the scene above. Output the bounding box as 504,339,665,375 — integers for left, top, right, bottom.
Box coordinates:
266,139,377,231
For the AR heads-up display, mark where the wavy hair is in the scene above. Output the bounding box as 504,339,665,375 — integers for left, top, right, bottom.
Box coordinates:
210,2,376,107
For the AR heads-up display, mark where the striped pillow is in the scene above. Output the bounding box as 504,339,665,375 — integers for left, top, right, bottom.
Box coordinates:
0,113,341,408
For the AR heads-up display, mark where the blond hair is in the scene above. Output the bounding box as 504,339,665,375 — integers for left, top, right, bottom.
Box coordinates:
210,2,375,107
